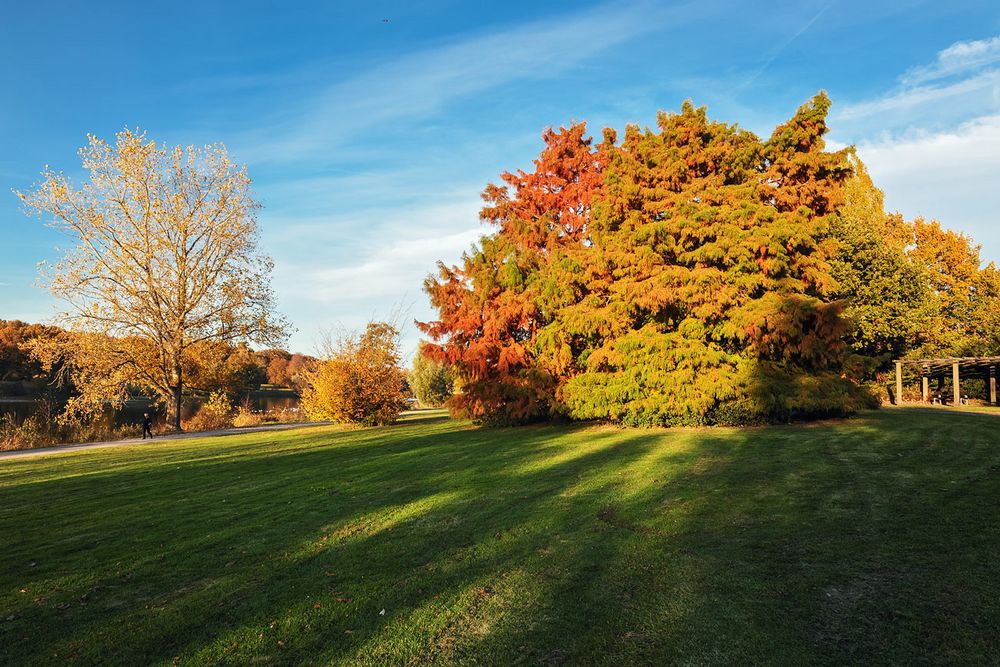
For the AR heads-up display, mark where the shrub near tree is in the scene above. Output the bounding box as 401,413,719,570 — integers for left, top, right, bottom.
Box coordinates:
421,95,879,426
408,343,454,408
301,322,407,426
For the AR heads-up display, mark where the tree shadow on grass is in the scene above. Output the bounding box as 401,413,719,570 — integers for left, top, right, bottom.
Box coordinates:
0,417,619,663
2,412,999,665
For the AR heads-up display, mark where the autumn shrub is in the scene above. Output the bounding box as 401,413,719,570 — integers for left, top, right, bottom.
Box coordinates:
232,404,264,428
184,390,234,431
65,418,142,443
301,322,407,427
265,406,303,423
0,414,52,451
0,410,144,450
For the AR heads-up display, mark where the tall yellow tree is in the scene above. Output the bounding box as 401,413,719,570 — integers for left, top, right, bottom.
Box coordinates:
18,129,287,430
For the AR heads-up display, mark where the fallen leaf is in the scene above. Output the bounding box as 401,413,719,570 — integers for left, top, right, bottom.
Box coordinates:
336,597,352,603
324,572,336,577
379,608,385,615
276,640,285,648
314,602,321,609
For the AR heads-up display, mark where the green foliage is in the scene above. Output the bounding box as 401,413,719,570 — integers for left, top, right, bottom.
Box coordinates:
827,154,1000,372
827,156,935,370
408,344,454,408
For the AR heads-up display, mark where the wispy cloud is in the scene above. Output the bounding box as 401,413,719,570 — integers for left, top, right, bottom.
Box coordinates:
235,1,711,164
833,34,1000,136
298,227,482,303
269,193,485,353
835,69,1000,121
901,35,1000,86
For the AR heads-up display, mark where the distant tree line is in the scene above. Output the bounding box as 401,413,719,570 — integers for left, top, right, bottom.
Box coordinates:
0,319,316,401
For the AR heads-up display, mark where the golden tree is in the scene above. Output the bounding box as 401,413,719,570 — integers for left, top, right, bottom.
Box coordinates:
18,129,287,430
301,321,407,426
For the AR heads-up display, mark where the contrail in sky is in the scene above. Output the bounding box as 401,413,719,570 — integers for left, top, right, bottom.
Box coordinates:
738,1,837,92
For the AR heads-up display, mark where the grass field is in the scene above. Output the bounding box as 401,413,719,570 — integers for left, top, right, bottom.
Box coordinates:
2,409,998,665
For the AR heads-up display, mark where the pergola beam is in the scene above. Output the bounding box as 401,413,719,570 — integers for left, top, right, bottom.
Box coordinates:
891,356,1000,407
896,356,1000,366
991,366,997,406
895,361,903,405
953,362,961,405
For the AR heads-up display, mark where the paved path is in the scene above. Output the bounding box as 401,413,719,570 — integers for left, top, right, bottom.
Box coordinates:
0,421,333,461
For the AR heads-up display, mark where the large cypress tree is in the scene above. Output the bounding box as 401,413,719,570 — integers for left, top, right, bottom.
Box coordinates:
422,95,878,425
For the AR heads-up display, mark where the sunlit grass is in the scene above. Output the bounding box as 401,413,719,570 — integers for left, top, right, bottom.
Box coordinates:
2,409,998,665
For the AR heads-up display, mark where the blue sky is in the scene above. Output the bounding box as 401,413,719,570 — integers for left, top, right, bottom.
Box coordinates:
2,0,999,358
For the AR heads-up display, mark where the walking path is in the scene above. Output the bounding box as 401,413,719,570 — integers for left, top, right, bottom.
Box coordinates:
0,421,333,461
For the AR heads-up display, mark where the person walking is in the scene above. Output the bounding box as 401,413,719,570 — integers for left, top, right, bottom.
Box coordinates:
142,412,153,439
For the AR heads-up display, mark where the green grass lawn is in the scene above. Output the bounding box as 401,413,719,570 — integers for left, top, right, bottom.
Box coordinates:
2,409,998,665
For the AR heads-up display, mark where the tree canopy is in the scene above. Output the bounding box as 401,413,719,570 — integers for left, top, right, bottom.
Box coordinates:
420,95,890,425
409,343,455,408
18,129,287,429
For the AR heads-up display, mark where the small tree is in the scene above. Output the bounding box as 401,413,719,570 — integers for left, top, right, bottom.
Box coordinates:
18,129,287,430
409,343,454,408
301,321,407,426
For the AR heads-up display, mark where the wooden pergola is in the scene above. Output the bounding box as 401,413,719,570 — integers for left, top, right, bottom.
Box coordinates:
893,356,999,405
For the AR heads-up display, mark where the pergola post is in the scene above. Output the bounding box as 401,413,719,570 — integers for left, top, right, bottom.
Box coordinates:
922,366,929,403
952,361,961,405
990,366,997,406
895,361,903,405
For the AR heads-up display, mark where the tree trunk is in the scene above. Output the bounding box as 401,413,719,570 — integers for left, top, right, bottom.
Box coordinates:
173,363,183,432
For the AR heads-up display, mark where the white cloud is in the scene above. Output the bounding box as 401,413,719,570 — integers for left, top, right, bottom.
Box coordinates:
301,227,482,303
835,69,1000,122
269,194,486,356
855,114,1000,264
833,35,1000,140
901,35,1000,87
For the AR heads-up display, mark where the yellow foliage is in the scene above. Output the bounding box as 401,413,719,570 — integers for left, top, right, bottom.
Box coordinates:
301,322,407,426
17,128,287,430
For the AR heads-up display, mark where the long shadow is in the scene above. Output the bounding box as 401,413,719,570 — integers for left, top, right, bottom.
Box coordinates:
2,411,999,664
0,416,614,664
456,414,1000,664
